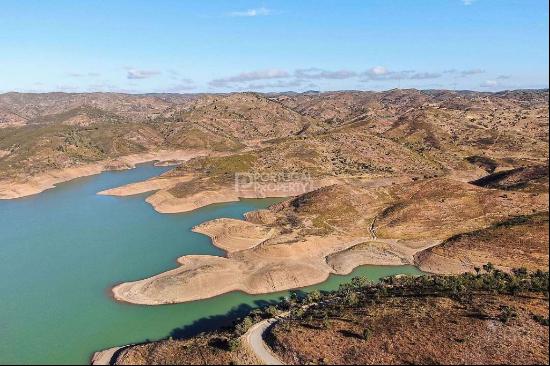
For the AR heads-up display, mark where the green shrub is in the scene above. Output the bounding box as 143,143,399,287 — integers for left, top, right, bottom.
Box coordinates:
306,290,322,304
265,305,280,317
235,316,254,335
344,292,359,306
228,338,240,351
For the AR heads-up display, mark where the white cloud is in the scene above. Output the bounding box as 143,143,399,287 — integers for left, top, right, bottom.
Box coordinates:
209,69,290,87
462,0,476,5
459,68,485,77
370,66,389,76
207,65,491,90
361,67,441,81
228,7,271,17
409,72,442,80
247,79,306,90
127,69,161,80
295,68,357,80
443,68,486,77
362,66,404,80
480,80,498,88
210,67,359,89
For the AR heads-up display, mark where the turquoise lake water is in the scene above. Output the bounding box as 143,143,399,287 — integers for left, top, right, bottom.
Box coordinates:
0,164,423,364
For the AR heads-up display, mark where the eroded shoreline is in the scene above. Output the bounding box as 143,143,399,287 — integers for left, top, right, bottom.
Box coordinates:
111,216,441,305
100,176,345,213
0,149,209,200
107,174,549,306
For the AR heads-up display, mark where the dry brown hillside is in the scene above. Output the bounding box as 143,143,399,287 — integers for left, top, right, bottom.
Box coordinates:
269,292,548,365
109,176,548,305
416,212,549,274
0,92,197,126
1,89,547,184
158,93,318,143
109,270,550,365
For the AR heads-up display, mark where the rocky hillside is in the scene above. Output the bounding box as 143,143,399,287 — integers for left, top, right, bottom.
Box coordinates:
107,269,549,365
0,92,196,126
0,89,547,182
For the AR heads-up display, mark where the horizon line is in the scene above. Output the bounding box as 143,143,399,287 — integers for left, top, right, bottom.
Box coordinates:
1,87,549,96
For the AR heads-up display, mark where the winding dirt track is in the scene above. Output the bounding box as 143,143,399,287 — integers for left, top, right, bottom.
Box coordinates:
243,318,285,365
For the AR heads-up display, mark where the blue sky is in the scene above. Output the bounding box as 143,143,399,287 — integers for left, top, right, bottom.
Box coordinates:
1,0,548,93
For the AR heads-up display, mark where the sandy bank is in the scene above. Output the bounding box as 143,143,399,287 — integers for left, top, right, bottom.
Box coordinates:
192,218,275,253
0,149,207,200
91,345,130,365
112,214,438,305
112,175,549,305
414,249,473,274
98,175,194,196
103,177,340,214
327,240,408,274
326,239,442,275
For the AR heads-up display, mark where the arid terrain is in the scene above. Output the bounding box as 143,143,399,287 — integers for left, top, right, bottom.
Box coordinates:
98,269,550,365
267,270,549,365
1,89,548,365
2,89,548,302
2,89,547,198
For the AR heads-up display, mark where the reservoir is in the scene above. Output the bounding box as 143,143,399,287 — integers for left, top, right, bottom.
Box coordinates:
0,164,422,364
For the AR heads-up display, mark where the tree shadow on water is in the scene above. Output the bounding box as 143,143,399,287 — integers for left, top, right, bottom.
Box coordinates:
168,296,291,340
105,291,312,363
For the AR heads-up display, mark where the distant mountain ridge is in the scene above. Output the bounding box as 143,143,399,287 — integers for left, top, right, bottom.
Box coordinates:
0,89,547,183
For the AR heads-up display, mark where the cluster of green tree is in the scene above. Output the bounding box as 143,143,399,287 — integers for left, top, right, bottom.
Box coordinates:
224,265,549,350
